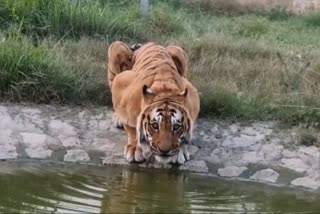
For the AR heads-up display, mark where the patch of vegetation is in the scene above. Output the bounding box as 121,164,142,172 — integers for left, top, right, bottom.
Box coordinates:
149,3,185,37
266,7,291,21
304,14,320,27
238,20,269,38
0,0,320,127
0,29,110,104
297,127,320,147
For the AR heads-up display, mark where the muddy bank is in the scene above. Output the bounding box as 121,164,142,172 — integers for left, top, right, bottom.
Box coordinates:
0,103,320,190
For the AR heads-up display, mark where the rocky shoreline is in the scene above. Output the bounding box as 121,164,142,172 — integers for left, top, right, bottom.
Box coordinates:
1,103,320,190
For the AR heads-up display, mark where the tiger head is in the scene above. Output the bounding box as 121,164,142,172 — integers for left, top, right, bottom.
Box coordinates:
137,85,192,164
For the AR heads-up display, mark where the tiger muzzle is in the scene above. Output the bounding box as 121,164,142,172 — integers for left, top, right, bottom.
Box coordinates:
151,143,179,157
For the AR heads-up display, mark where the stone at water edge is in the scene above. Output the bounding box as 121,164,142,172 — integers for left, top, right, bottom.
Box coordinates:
250,169,279,183
280,158,309,173
58,136,80,147
222,134,263,149
64,149,90,163
0,144,18,160
188,145,199,156
25,148,52,159
291,177,320,190
20,132,47,148
261,143,283,162
241,127,257,136
241,151,265,164
217,166,248,177
298,146,320,159
179,160,209,173
49,120,77,137
20,132,53,159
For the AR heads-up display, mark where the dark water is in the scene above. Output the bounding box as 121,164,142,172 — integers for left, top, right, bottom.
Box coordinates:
1,162,320,213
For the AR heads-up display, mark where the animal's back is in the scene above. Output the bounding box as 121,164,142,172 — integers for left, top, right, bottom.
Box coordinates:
132,43,179,75
131,43,186,96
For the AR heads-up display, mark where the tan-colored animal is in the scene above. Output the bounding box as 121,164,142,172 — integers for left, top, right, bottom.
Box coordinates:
107,41,200,164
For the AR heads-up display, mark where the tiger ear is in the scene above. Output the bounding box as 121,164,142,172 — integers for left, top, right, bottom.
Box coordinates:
143,85,155,104
166,46,188,78
176,88,188,103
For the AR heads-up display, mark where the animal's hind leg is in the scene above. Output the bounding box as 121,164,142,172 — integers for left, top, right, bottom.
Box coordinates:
123,124,145,163
107,41,134,89
107,41,134,129
166,45,189,79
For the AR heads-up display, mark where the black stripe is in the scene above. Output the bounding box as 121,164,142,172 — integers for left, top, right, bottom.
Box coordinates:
169,109,176,113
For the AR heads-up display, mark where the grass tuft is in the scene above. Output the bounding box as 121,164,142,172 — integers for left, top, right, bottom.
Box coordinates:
0,0,148,41
0,30,109,104
238,20,269,38
266,6,291,21
297,127,320,147
304,14,320,27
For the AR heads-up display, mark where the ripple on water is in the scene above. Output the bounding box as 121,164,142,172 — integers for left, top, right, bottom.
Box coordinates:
1,162,320,213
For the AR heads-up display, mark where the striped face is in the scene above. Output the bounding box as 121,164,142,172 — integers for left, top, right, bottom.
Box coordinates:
137,101,192,161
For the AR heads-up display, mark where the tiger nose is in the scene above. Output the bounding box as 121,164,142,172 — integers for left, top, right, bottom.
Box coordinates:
158,144,172,155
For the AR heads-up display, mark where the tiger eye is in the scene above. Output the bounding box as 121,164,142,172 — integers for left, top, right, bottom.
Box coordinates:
173,124,181,131
151,123,159,130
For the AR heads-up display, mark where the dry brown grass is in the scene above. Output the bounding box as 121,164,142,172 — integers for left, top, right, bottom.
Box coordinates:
183,0,319,14
162,33,320,124
178,36,320,107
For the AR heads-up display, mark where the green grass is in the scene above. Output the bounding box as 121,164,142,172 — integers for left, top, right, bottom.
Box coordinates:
0,29,110,104
1,0,320,127
0,0,149,41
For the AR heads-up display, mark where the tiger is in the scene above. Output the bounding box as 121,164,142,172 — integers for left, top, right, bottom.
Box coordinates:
107,41,200,165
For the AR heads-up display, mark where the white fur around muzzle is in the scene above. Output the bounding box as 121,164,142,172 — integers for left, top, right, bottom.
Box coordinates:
140,143,190,165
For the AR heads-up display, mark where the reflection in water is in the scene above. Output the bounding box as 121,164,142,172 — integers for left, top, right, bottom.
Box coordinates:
101,169,189,213
0,162,320,213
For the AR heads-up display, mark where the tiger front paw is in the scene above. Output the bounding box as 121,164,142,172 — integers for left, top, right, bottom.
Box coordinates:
124,144,145,163
176,146,190,165
112,113,123,129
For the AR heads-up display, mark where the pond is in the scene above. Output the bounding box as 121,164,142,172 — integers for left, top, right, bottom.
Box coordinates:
0,161,320,213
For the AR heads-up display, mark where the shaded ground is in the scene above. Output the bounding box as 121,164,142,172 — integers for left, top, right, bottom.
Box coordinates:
1,102,320,190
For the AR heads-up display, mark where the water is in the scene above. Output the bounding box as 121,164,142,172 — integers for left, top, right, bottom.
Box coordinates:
1,162,320,213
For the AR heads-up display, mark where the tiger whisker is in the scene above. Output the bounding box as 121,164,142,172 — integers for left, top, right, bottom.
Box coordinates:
172,147,180,154
146,152,154,163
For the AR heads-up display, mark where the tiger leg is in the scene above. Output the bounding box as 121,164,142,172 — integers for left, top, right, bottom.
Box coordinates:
177,144,191,165
107,41,134,129
123,124,145,163
112,113,123,129
166,45,189,79
107,41,134,89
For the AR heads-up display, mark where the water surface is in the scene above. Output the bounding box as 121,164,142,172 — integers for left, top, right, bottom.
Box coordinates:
0,162,320,213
